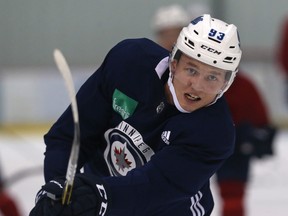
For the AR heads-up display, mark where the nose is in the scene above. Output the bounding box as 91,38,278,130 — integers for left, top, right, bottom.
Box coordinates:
190,75,205,92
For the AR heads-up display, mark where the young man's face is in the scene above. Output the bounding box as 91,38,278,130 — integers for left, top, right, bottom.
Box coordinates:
169,54,228,112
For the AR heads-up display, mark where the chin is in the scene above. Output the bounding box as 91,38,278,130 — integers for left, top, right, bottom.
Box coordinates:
183,105,199,113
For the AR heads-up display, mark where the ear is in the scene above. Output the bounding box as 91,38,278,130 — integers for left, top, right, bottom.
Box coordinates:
170,59,177,74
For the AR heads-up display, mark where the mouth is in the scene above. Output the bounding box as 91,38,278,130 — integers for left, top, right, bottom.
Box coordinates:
185,93,201,101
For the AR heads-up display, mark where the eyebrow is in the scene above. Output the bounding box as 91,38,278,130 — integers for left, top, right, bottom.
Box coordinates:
186,61,224,76
210,71,223,76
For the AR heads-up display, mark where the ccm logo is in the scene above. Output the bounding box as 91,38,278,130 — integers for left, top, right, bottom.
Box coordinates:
200,45,222,55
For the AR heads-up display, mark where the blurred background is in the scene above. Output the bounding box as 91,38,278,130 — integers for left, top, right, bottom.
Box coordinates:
0,0,288,215
1,0,288,126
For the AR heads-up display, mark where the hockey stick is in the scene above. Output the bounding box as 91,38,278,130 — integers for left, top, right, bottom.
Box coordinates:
53,49,80,205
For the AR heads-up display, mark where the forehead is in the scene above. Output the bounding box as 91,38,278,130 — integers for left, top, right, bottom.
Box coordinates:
180,54,227,74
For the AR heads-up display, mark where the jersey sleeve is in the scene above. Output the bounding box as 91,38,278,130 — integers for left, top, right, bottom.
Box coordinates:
43,62,113,182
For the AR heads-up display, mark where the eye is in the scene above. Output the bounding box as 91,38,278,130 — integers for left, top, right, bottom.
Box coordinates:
207,74,218,81
186,68,197,75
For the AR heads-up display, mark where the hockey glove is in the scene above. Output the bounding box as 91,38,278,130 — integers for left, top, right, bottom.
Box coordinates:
250,125,277,158
236,123,277,158
29,174,110,216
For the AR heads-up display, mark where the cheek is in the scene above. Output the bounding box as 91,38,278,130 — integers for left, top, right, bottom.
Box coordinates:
206,84,221,93
173,72,189,87
214,81,227,92
205,80,227,94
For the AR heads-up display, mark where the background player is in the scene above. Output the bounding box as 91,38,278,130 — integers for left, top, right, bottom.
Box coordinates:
217,71,276,216
151,4,189,51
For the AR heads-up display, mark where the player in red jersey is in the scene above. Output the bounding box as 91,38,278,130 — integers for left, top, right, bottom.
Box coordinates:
217,71,276,216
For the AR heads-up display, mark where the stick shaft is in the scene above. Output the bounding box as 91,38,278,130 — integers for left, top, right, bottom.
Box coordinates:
53,49,80,205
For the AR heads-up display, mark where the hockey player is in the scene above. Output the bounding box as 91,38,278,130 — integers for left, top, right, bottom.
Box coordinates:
30,14,242,216
216,71,276,216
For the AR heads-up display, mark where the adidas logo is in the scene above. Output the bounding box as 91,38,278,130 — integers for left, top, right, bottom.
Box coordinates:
161,131,171,145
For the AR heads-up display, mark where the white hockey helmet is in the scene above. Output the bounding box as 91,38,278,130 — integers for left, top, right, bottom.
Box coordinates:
151,4,189,32
171,14,242,100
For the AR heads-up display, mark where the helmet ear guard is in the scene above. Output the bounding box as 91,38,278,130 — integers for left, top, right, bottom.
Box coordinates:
170,14,242,102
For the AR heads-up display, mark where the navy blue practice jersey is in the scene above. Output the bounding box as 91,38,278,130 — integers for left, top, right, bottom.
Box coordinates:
44,38,235,216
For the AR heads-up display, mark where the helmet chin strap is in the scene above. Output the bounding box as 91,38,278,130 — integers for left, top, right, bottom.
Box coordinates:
167,72,190,113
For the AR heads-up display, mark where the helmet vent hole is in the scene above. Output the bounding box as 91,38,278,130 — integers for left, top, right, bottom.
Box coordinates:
229,46,235,49
194,30,199,35
197,54,201,57
184,38,195,49
213,60,217,64
188,40,194,47
223,57,234,64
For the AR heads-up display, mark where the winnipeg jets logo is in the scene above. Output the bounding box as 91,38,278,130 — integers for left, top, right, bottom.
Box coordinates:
107,140,136,176
114,146,132,171
104,121,155,176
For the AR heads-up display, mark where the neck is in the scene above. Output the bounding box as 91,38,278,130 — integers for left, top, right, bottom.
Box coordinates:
164,83,173,105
